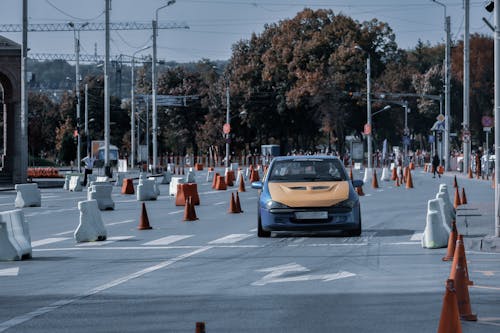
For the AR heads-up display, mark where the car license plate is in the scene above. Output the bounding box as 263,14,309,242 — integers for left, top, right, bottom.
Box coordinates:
294,211,328,220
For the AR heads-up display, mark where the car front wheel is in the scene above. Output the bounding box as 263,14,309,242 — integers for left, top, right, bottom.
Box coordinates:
257,215,271,238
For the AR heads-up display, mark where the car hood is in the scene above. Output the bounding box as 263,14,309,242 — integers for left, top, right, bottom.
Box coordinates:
268,181,350,207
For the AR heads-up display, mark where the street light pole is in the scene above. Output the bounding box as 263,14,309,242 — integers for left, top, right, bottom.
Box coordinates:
152,0,176,173
432,0,452,171
366,54,372,169
131,46,151,169
463,0,471,174
225,79,230,167
69,22,88,172
104,0,111,177
494,0,500,237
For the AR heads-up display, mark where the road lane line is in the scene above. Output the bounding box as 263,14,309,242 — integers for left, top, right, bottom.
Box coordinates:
143,235,193,246
0,267,19,277
214,201,226,206
106,219,135,226
31,238,70,247
0,246,212,332
168,210,184,215
75,236,134,247
208,234,252,244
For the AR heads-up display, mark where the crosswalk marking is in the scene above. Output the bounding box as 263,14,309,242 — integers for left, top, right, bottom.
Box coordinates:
208,234,252,244
76,236,134,247
143,235,193,246
31,238,70,247
0,267,19,277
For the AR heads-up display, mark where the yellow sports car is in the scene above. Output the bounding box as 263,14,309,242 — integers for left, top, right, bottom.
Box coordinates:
251,156,363,237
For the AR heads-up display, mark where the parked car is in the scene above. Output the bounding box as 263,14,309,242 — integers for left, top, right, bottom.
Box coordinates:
251,155,363,237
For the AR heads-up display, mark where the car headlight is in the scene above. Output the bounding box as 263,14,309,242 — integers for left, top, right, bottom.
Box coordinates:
265,200,289,209
336,199,356,208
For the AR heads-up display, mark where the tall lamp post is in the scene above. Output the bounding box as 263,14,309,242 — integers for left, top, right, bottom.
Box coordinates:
131,46,151,169
68,21,89,172
355,46,372,169
152,0,176,173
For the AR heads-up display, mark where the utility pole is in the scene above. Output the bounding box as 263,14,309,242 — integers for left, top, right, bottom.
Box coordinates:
21,0,28,183
463,0,471,174
85,83,89,156
104,0,111,177
432,0,451,171
225,79,230,167
494,0,500,237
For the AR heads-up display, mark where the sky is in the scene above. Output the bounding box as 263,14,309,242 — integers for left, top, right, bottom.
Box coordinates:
0,0,495,63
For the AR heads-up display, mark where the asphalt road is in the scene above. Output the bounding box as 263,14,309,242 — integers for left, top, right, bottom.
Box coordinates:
0,167,499,332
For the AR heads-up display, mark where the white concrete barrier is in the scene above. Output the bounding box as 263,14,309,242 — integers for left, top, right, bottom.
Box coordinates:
437,184,456,220
115,172,126,187
64,172,83,190
236,169,244,187
96,176,109,183
137,179,158,201
169,176,185,196
363,168,373,185
88,184,115,210
185,170,196,183
15,184,41,208
69,175,83,192
75,200,107,243
0,209,32,260
421,199,449,249
206,170,215,182
161,171,172,184
380,167,390,181
148,177,161,196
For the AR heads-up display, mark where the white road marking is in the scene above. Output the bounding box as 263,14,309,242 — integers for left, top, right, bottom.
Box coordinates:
106,219,135,226
76,236,134,247
143,235,193,246
31,237,70,247
410,232,423,241
168,210,184,215
25,207,77,217
252,262,356,286
385,242,421,245
214,201,226,206
0,246,212,332
41,195,59,199
0,267,19,277
249,228,257,232
209,234,252,244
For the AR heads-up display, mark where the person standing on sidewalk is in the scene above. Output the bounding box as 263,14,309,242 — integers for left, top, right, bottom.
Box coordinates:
432,153,440,178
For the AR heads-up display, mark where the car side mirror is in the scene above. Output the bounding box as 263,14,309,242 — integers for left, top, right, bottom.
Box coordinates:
251,181,263,190
352,179,363,188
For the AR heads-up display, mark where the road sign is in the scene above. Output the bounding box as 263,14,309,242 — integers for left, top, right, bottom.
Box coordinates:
482,116,493,127
403,128,410,136
484,127,492,132
223,123,231,134
364,123,371,135
403,136,410,145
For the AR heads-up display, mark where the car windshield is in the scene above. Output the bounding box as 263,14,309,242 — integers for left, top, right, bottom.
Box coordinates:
268,158,347,182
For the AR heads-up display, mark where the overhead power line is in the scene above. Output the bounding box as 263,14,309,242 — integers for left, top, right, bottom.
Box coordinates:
0,21,189,33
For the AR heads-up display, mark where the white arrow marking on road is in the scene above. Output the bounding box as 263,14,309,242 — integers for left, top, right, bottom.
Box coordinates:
0,267,19,277
252,263,356,286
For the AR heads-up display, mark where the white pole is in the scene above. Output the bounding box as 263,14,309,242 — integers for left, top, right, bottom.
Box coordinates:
367,55,372,169
131,57,136,168
21,0,28,181
225,80,230,166
445,16,451,171
152,18,158,173
463,0,471,174
494,0,500,237
75,28,81,172
84,83,89,156
104,0,111,176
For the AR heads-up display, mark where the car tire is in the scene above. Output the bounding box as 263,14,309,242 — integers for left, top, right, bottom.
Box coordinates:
257,215,271,238
349,215,362,237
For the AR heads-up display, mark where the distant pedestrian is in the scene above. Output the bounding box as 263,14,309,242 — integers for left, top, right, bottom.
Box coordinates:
82,154,95,186
432,153,440,178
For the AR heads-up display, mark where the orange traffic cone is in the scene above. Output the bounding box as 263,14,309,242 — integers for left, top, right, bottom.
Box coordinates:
467,167,473,179
437,279,462,333
453,175,458,188
356,185,365,196
492,172,496,189
453,187,461,209
460,188,468,205
121,178,135,194
405,170,414,189
183,196,198,221
195,322,206,333
372,169,379,189
228,192,239,213
442,220,458,261
449,234,477,321
211,173,219,189
395,177,400,187
138,202,153,230
238,177,246,192
349,167,354,181
391,167,397,181
235,192,243,213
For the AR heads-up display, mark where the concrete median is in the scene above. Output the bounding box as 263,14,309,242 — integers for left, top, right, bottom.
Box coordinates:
75,199,107,243
0,209,32,260
15,183,41,208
